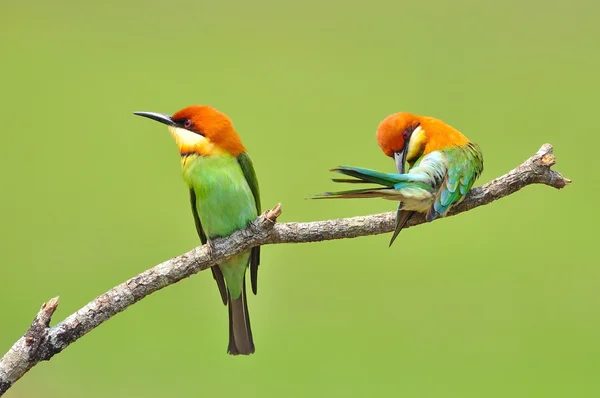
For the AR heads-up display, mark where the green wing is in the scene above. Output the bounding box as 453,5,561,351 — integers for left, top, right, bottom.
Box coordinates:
190,188,228,305
237,152,261,295
426,142,484,221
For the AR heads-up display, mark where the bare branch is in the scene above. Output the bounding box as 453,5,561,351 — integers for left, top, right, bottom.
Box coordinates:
268,143,570,242
0,144,570,396
0,297,59,394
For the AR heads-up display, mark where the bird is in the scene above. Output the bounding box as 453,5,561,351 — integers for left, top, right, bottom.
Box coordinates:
313,112,484,246
134,105,261,355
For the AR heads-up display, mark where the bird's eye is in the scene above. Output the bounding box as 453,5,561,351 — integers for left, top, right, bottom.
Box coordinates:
402,130,410,139
184,119,192,128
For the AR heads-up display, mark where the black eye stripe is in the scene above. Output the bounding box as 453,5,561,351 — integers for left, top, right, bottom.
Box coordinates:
173,118,205,137
174,118,193,129
402,122,420,140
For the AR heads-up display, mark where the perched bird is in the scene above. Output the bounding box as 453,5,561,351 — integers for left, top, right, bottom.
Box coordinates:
314,112,483,246
134,105,261,355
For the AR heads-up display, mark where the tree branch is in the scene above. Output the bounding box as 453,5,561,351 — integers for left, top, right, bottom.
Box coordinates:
0,144,570,395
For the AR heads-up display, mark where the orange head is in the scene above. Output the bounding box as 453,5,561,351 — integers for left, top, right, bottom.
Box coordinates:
376,112,423,173
376,112,469,173
134,105,246,156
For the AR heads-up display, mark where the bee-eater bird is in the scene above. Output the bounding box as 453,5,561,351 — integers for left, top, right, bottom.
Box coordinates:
314,112,484,246
134,105,261,355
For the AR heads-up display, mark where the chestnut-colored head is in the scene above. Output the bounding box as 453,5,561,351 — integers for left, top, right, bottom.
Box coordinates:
134,105,246,156
376,113,421,158
376,113,423,173
375,112,469,173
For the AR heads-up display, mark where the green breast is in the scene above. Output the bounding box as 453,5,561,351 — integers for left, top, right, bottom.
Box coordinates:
183,154,258,239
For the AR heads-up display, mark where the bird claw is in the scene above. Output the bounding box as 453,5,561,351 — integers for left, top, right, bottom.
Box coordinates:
205,239,216,260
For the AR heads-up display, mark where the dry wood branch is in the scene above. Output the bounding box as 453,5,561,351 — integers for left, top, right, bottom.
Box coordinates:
0,144,570,396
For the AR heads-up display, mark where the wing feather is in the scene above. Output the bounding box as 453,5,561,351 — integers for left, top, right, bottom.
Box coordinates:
190,188,228,305
426,143,484,221
237,153,262,295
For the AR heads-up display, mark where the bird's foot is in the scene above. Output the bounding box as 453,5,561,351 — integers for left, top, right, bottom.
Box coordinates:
205,239,216,260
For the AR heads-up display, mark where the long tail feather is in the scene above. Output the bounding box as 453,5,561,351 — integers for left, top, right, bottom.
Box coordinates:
312,187,393,199
331,178,374,184
330,166,399,186
389,206,415,247
227,281,254,356
312,165,435,201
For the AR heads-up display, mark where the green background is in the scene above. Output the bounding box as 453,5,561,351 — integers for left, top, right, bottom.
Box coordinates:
1,0,597,397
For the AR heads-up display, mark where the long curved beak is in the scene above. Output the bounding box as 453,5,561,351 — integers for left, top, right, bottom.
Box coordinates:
393,147,408,174
133,111,176,127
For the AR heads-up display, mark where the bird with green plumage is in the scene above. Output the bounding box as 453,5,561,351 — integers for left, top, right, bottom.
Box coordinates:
314,112,484,246
134,105,261,355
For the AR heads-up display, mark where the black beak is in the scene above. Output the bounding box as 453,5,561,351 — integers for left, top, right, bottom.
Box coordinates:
393,146,408,174
133,111,176,127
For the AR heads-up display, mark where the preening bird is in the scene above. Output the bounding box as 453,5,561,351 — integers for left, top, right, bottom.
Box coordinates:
314,112,484,246
134,105,261,355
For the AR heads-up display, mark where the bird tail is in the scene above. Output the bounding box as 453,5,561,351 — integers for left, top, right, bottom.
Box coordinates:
227,280,255,356
389,205,415,246
329,165,405,186
312,165,432,200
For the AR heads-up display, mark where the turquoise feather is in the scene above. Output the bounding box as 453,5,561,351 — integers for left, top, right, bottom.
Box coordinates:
314,142,484,221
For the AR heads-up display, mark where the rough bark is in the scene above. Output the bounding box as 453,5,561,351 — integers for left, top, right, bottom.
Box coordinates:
0,144,570,396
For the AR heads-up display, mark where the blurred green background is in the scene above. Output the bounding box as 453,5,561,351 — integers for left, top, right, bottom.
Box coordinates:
0,0,597,396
